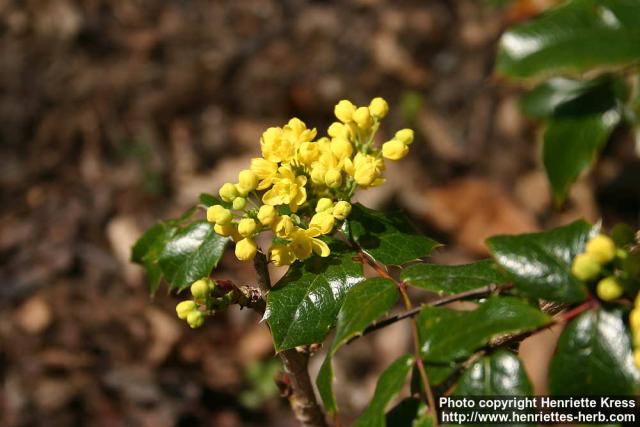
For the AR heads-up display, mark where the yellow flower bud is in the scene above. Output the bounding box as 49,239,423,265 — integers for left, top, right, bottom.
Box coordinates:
235,238,257,261
310,163,328,185
238,169,258,191
596,276,623,301
354,163,378,187
214,223,235,237
571,253,601,281
334,100,356,123
310,212,335,235
269,243,296,266
629,309,640,330
585,234,616,265
273,215,295,238
369,97,389,118
219,183,238,202
353,106,372,129
207,205,232,225
298,141,320,165
257,205,278,226
330,137,353,160
235,183,250,197
332,201,352,220
316,198,334,213
190,279,211,299
382,139,409,160
232,197,247,210
187,310,205,328
238,218,258,237
395,129,414,145
176,300,197,320
324,168,342,188
328,122,349,139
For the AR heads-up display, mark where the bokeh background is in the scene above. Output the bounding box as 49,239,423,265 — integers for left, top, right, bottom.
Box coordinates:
1,1,639,426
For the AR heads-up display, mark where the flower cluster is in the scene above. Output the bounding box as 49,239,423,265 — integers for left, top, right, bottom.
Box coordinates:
571,234,625,300
205,97,414,266
175,278,240,328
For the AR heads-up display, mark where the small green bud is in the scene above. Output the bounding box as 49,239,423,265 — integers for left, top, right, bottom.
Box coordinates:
187,310,205,328
571,253,601,281
176,300,197,320
596,276,623,302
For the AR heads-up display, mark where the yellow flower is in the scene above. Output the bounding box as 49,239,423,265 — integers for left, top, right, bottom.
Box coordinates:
289,227,330,260
187,310,205,328
353,106,372,129
310,162,328,185
207,205,232,225
273,215,295,238
382,139,409,160
571,253,601,281
332,201,351,220
335,100,356,123
369,97,389,118
257,205,278,226
596,277,623,301
219,183,238,202
261,127,295,163
324,169,342,188
585,234,616,265
345,153,385,187
283,118,316,148
238,169,258,192
298,141,320,165
269,243,296,266
395,129,414,145
250,158,279,190
214,223,242,241
262,166,307,212
328,122,350,139
310,211,335,234
330,137,353,160
176,301,197,320
232,197,247,210
315,198,334,213
238,218,258,237
190,279,211,299
235,238,258,261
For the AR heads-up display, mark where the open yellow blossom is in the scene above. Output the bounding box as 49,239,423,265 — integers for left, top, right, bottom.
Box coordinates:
261,127,296,163
282,118,316,148
263,166,307,212
289,227,330,260
250,158,279,190
273,215,295,239
269,243,296,267
235,238,257,261
310,211,335,234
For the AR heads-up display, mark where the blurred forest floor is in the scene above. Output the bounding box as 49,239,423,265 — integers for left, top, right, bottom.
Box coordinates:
1,1,639,426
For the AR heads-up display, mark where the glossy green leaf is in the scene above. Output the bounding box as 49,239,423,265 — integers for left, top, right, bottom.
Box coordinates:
385,398,434,427
521,75,624,119
132,223,178,294
487,220,597,303
543,110,621,204
496,0,640,79
317,278,398,413
265,243,365,352
401,260,507,294
157,220,229,291
353,354,414,427
346,204,440,266
454,350,533,396
199,192,232,208
549,308,640,395
418,297,551,363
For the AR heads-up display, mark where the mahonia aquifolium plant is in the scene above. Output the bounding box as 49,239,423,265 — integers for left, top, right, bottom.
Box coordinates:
175,97,415,327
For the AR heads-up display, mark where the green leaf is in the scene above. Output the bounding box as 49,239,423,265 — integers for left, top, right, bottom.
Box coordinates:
496,0,640,80
385,398,434,427
199,192,232,208
543,110,621,204
549,308,640,395
346,204,440,266
157,220,229,291
317,278,399,413
401,260,507,294
131,223,178,294
454,350,533,396
265,243,365,352
418,297,551,363
353,354,414,427
487,220,597,303
521,75,625,119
